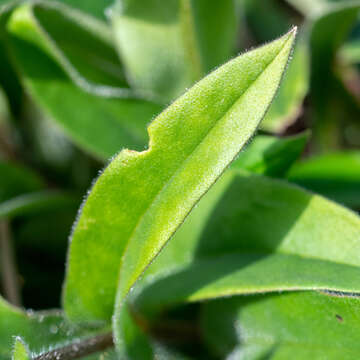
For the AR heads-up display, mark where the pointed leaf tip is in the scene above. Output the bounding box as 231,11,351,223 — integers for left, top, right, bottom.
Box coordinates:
64,29,297,323
12,338,30,360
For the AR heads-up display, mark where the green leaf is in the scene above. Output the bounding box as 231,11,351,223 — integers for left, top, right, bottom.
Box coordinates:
63,29,296,324
232,132,309,177
7,191,81,310
0,161,43,203
340,39,360,65
10,1,128,95
201,291,360,359
133,172,360,314
111,0,238,101
6,3,162,159
0,0,23,117
310,2,360,151
285,0,327,16
288,151,360,208
0,296,107,360
0,191,78,219
56,0,113,20
243,0,291,42
311,2,360,83
12,338,29,360
0,86,10,125
261,39,309,133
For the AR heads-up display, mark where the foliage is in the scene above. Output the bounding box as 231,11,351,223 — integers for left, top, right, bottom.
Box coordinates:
0,0,360,359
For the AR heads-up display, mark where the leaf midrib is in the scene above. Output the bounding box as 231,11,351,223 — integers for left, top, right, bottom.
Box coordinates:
116,35,293,296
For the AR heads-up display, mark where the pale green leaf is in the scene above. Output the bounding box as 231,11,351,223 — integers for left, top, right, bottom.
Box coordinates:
6,3,162,159
111,0,238,101
63,29,296,326
201,291,360,359
12,338,29,360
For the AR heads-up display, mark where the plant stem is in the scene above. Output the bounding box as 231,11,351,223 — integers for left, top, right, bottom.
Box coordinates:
0,220,21,306
0,125,18,162
34,333,114,360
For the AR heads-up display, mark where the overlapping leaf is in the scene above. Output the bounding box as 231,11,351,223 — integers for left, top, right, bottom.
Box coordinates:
6,2,162,159
0,296,109,360
232,132,309,177
117,132,308,359
63,29,296,329
261,39,309,133
201,291,360,359
133,172,360,315
288,151,360,208
112,0,238,101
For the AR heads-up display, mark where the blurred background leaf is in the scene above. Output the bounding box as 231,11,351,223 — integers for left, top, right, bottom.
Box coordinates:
1,0,360,358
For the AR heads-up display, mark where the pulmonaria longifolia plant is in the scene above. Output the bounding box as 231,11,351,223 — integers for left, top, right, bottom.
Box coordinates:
1,0,360,359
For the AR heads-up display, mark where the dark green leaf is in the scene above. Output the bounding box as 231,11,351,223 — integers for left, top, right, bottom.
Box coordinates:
232,132,309,177
0,191,78,219
310,2,360,151
0,161,43,203
56,0,113,20
133,173,360,314
288,151,360,208
262,39,309,133
201,291,360,359
6,3,162,159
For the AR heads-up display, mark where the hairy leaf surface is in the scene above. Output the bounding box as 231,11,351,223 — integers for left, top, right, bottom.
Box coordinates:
63,30,296,325
0,296,108,360
12,338,29,360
